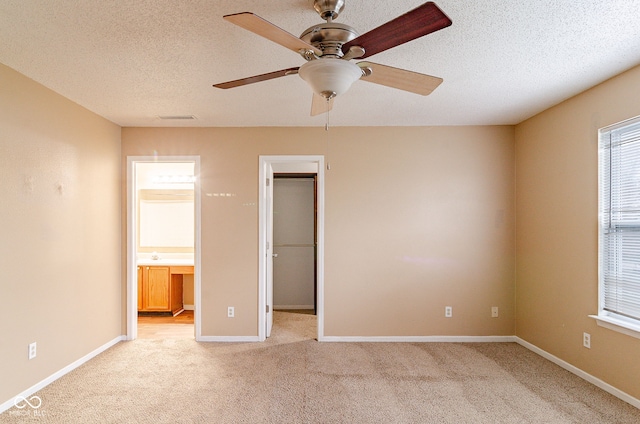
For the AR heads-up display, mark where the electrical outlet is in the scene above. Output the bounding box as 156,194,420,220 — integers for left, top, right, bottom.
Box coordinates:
491,306,499,318
28,342,37,360
445,306,452,318
583,332,591,349
227,306,235,318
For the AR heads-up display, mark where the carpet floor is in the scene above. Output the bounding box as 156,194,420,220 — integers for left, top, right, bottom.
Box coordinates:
3,311,639,423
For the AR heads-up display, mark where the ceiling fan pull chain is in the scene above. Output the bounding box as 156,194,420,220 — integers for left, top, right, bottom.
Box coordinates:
325,97,331,131
326,99,331,170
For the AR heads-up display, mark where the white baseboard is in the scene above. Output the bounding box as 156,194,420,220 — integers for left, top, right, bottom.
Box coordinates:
0,336,124,414
196,336,260,342
274,305,314,310
515,337,640,409
319,335,517,343
183,304,194,311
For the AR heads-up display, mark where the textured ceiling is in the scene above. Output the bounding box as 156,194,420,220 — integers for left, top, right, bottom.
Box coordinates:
1,0,640,127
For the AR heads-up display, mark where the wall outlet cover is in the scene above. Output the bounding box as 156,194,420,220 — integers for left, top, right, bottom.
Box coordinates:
28,342,37,360
583,332,591,349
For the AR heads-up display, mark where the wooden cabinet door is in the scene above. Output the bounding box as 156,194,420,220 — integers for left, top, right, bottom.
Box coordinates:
145,266,170,310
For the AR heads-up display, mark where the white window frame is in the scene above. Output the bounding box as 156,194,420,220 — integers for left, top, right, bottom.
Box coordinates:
591,116,640,339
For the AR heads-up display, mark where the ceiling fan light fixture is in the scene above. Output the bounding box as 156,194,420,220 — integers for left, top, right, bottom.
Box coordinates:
298,59,362,99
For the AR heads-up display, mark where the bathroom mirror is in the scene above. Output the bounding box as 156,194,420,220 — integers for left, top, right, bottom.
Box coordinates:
138,189,194,249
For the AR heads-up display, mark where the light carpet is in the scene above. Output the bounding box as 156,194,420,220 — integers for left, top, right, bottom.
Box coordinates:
3,311,639,423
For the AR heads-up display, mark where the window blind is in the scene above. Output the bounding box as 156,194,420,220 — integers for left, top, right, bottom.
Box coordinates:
600,117,640,321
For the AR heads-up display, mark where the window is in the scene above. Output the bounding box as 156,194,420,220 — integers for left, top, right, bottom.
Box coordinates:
595,116,640,337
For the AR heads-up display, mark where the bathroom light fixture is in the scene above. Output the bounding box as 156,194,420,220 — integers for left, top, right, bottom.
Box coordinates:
157,115,197,120
152,175,196,184
298,58,363,99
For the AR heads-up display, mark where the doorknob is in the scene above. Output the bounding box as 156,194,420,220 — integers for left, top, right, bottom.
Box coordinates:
272,253,278,258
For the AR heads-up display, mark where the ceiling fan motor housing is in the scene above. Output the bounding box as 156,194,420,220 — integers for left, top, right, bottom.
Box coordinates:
300,22,359,58
313,0,345,20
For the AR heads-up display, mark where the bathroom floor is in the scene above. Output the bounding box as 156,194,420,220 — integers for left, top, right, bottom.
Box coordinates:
137,310,194,339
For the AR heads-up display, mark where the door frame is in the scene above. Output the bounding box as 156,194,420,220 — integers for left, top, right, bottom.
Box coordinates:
258,155,325,341
126,156,202,340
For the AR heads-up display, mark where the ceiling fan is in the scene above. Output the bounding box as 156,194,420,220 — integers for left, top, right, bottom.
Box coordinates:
213,0,452,116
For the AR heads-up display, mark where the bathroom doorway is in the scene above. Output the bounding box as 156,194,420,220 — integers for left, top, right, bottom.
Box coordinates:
126,157,201,340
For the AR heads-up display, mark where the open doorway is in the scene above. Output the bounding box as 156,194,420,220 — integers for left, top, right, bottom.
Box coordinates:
259,156,325,341
126,157,201,340
273,174,317,315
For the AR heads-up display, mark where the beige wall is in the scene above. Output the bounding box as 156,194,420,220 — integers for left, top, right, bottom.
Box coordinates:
515,64,640,399
122,125,515,338
0,64,122,405
5,54,639,408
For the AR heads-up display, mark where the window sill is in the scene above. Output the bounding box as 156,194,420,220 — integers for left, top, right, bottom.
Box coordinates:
589,314,640,340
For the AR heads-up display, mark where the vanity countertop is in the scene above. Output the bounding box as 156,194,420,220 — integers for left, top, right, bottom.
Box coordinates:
136,258,194,266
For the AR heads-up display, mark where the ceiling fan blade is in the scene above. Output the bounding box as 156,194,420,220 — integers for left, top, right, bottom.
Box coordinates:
341,2,451,59
358,61,442,95
213,67,299,89
311,93,334,116
224,12,322,56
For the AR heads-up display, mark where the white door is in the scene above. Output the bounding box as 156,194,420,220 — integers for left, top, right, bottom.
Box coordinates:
265,163,274,337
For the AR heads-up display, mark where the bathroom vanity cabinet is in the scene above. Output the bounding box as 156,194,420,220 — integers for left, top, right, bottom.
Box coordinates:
137,265,193,315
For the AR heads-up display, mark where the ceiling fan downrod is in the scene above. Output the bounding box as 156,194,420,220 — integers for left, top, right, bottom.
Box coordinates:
313,0,346,21
301,0,359,59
